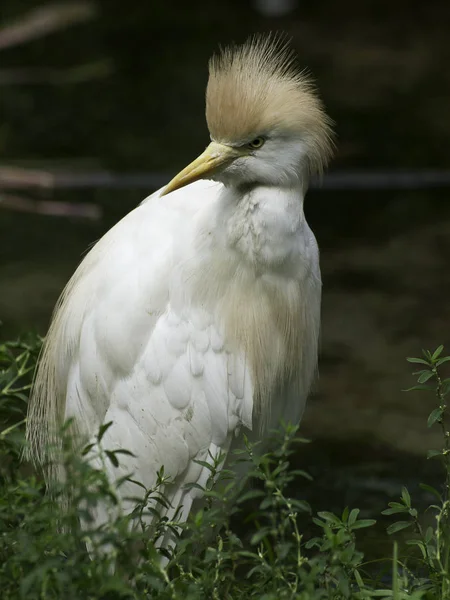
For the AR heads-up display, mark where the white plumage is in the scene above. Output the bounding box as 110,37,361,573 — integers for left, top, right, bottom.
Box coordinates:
26,34,333,542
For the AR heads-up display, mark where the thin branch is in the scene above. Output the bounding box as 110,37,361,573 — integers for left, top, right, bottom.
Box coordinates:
2,165,450,192
0,192,101,220
0,166,56,189
0,2,96,51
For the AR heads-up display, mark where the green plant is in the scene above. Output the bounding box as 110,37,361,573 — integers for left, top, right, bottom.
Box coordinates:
0,334,42,477
1,333,450,598
381,346,450,599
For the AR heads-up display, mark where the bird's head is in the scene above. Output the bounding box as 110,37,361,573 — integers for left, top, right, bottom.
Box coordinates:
162,34,334,196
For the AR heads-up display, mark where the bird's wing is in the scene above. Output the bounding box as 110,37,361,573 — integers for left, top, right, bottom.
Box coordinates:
29,180,253,530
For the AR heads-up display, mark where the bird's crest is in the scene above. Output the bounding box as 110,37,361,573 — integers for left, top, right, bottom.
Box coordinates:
206,33,334,175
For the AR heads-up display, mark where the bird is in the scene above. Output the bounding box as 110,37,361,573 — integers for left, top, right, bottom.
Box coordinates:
26,33,333,546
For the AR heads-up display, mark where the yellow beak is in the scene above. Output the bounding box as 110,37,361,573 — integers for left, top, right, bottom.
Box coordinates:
160,142,239,196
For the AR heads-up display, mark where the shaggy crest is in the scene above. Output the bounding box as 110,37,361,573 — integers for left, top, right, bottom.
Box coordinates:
206,33,334,174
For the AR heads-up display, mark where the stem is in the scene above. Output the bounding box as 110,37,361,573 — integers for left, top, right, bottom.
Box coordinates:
433,362,450,597
434,365,450,495
0,418,27,439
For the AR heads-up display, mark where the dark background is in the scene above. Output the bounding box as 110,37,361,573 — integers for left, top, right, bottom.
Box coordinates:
1,0,450,555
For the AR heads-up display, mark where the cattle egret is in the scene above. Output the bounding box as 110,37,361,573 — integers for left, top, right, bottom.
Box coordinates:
26,34,333,541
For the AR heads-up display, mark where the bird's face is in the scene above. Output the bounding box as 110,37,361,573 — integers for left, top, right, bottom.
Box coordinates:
213,133,309,188
161,34,333,197
161,132,308,196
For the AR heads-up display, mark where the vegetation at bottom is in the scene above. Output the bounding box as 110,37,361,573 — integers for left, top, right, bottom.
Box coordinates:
1,333,450,599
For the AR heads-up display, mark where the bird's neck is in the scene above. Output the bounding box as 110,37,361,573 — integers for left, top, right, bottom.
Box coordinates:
182,182,320,431
213,183,308,274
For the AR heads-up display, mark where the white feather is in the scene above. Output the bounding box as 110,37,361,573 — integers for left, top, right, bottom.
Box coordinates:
26,177,320,530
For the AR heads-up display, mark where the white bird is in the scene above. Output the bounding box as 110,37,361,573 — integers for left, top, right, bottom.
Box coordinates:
26,34,333,540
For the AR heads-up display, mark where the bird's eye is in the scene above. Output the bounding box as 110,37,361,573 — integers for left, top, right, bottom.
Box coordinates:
248,137,265,149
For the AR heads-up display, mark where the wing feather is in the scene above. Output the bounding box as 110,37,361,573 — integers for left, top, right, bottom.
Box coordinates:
26,181,252,538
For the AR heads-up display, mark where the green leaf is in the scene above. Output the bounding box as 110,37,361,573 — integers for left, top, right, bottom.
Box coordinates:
348,508,359,526
312,517,326,528
151,494,171,509
81,443,95,456
237,489,265,504
406,357,430,365
403,384,434,392
387,521,412,535
405,539,427,559
351,519,377,529
418,371,434,383
382,507,408,515
401,486,411,507
183,482,205,492
250,527,271,545
425,526,434,544
436,356,450,367
193,459,215,472
290,469,313,481
342,506,349,523
427,449,443,459
317,511,341,525
203,489,224,501
126,478,146,490
442,379,450,396
420,483,442,502
304,537,321,549
97,421,113,442
432,345,444,360
113,449,135,457
353,569,365,589
290,498,311,513
428,408,443,428
105,450,119,467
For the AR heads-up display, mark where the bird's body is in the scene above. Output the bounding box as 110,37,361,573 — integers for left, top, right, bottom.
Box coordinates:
26,34,333,537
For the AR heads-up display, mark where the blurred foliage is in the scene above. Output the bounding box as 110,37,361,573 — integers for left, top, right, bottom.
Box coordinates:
0,334,42,478
1,333,450,597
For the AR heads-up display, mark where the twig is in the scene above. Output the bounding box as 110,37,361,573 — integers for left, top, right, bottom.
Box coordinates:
2,165,450,191
0,192,101,220
0,2,96,51
0,166,56,189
